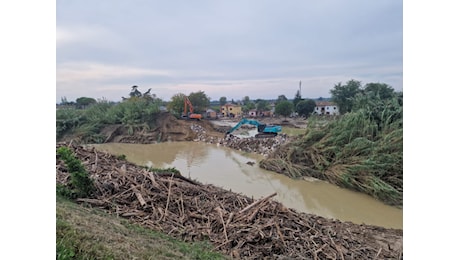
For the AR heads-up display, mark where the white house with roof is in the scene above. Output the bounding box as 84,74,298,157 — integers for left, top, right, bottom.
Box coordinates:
313,101,340,115
248,109,257,117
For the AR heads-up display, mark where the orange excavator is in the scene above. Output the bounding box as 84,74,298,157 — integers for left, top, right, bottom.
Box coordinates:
182,96,202,120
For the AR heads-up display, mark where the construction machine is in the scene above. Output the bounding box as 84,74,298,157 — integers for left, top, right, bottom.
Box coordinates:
182,96,202,120
225,118,282,138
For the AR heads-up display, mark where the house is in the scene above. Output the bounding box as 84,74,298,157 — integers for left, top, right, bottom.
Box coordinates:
221,103,242,118
260,110,272,117
313,101,339,115
206,109,217,119
248,109,257,117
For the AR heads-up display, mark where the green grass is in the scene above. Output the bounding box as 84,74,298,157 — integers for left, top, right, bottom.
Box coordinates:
56,195,228,260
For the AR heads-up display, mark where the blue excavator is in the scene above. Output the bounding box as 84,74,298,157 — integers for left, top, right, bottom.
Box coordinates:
225,118,282,138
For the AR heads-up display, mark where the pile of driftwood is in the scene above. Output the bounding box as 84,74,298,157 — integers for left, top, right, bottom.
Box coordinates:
56,142,403,259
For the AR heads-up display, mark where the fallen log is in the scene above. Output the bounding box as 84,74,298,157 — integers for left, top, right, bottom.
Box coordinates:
238,192,277,214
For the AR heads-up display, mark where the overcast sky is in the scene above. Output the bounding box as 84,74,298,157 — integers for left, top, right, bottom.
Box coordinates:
56,0,402,103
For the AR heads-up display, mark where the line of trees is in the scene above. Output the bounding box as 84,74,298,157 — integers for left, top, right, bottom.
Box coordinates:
58,81,401,118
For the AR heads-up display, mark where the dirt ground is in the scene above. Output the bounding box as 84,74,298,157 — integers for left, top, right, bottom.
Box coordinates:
57,112,403,258
95,112,307,144
97,112,227,144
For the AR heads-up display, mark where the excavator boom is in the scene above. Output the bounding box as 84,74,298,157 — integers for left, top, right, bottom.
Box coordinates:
182,96,202,120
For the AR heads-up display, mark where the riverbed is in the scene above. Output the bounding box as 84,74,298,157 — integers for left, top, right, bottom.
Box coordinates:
91,142,403,229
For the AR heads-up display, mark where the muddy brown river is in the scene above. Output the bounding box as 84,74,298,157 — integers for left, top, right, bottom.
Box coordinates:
92,142,403,229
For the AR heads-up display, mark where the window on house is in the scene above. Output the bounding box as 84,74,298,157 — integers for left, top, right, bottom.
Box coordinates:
334,107,336,110
230,108,232,111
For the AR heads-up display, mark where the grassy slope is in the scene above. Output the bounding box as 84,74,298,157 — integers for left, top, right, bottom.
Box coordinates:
56,196,228,260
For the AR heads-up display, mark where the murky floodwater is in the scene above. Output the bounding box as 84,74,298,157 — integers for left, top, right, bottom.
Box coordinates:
91,142,403,229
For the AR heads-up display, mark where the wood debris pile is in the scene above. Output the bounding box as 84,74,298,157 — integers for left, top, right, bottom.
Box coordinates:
56,142,402,259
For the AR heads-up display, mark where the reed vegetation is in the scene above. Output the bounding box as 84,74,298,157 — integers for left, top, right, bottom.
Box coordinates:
56,97,161,142
260,92,403,206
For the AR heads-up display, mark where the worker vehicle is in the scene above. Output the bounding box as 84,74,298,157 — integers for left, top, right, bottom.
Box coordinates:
225,118,282,138
182,96,202,120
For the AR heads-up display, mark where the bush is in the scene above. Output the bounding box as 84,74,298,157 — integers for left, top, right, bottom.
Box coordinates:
56,147,95,199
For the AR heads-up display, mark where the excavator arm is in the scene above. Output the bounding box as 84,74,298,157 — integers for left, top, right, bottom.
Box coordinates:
182,96,202,120
226,118,255,135
184,97,194,114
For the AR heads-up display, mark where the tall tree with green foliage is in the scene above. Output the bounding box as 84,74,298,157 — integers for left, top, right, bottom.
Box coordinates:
330,79,362,114
277,95,288,103
296,99,316,118
363,83,396,100
275,100,294,120
168,93,187,117
188,91,210,113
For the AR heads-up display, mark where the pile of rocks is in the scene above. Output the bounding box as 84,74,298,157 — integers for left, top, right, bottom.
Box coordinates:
190,123,290,157
221,134,289,157
190,124,208,142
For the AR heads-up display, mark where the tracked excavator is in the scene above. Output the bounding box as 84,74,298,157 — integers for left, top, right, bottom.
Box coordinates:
225,118,282,138
181,96,202,120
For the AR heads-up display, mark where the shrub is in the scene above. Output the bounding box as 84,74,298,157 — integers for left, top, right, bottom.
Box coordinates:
56,147,95,199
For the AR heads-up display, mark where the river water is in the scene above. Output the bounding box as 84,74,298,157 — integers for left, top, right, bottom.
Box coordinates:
91,142,403,229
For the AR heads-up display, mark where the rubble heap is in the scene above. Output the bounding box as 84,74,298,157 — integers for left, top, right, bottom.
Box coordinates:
189,123,290,157
221,134,289,157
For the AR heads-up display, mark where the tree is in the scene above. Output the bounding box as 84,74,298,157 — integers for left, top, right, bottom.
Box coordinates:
293,90,303,111
330,79,362,114
188,90,210,113
255,99,270,114
75,97,97,109
296,99,316,118
277,95,288,104
363,83,395,100
129,85,142,98
275,100,294,120
352,83,402,131
219,96,227,106
168,93,187,117
242,96,251,105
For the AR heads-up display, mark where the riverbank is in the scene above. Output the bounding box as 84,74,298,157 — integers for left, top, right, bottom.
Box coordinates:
56,142,403,259
90,141,403,229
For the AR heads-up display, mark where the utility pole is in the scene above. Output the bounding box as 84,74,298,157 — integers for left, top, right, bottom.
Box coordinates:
299,80,302,97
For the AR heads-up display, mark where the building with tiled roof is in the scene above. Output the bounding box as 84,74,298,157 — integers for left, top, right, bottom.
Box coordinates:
313,101,340,115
